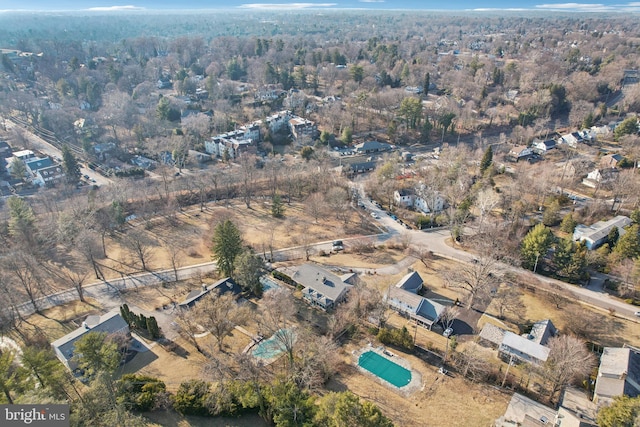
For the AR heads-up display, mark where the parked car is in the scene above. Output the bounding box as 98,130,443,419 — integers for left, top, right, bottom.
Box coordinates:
371,212,379,219
443,327,453,338
635,311,640,317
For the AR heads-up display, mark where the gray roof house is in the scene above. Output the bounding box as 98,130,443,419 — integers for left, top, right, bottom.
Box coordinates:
354,140,393,154
499,331,550,365
395,271,423,293
593,346,640,407
531,139,556,154
178,277,242,308
51,309,129,371
385,286,445,329
293,264,353,311
573,215,632,250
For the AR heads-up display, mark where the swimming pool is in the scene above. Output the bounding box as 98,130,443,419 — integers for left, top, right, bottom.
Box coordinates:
260,276,281,292
252,328,293,360
358,351,412,388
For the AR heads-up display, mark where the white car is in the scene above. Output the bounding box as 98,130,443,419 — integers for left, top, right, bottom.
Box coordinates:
443,327,453,338
370,212,379,219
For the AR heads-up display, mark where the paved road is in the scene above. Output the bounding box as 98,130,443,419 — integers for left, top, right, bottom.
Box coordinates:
3,119,112,187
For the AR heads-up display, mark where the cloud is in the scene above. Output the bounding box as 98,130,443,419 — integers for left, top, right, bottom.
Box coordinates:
240,3,336,8
359,0,385,3
86,5,145,11
535,2,640,11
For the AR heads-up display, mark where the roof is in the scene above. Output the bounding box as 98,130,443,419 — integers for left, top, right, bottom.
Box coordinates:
51,309,129,362
528,319,556,345
355,140,393,152
599,347,630,377
178,277,241,308
496,393,557,427
386,287,444,323
293,264,351,303
395,271,423,293
479,323,506,347
501,331,550,363
574,216,632,245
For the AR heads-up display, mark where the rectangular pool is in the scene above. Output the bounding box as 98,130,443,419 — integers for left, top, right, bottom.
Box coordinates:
358,350,412,388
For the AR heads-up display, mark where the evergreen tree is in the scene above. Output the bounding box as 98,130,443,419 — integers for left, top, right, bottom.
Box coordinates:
234,251,266,297
61,145,81,184
521,223,555,271
560,213,578,234
423,72,430,97
7,196,36,242
212,220,244,277
608,226,620,247
479,146,493,174
597,395,640,427
271,194,285,218
613,224,640,259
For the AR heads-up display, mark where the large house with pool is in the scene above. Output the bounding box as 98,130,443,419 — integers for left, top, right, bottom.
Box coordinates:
292,263,356,311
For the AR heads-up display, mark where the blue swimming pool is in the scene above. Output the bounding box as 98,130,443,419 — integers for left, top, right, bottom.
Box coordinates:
358,351,412,388
252,329,293,360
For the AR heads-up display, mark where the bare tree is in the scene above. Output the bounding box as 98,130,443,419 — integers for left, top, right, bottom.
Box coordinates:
540,335,596,403
174,308,205,354
238,153,256,208
443,255,499,309
475,187,501,231
439,307,459,333
453,343,491,382
492,285,524,320
124,230,155,271
164,242,183,282
197,292,250,351
2,250,46,313
411,245,435,269
259,288,298,368
304,192,326,224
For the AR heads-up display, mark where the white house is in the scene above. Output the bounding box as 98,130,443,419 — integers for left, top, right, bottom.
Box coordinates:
593,346,640,407
573,215,632,250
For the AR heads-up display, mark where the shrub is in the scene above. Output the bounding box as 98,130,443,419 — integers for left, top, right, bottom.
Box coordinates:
172,380,210,416
117,374,167,412
272,270,296,286
377,326,414,351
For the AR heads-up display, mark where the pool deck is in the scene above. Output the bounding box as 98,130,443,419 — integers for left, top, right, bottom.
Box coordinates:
354,344,422,395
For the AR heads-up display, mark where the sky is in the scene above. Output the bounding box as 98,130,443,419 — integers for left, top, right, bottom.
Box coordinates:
2,0,640,13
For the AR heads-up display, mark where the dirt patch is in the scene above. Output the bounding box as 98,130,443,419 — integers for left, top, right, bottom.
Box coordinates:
142,410,268,427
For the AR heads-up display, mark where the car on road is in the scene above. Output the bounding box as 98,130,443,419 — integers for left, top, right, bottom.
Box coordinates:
443,327,453,338
370,212,379,219
83,174,89,180
635,311,640,317
332,240,344,251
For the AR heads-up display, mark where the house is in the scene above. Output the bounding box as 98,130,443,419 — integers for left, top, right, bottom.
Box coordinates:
582,168,619,188
394,188,415,208
178,277,242,309
509,145,532,160
11,149,35,163
593,346,640,406
34,164,64,187
499,331,550,364
496,389,597,427
293,264,353,311
414,188,446,214
343,160,376,176
573,215,632,250
25,157,53,174
51,309,129,371
531,139,556,154
289,116,317,141
559,132,583,148
266,110,292,133
495,393,557,427
385,273,444,330
395,271,424,293
600,153,623,169
354,140,393,154
131,155,156,170
489,319,556,365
